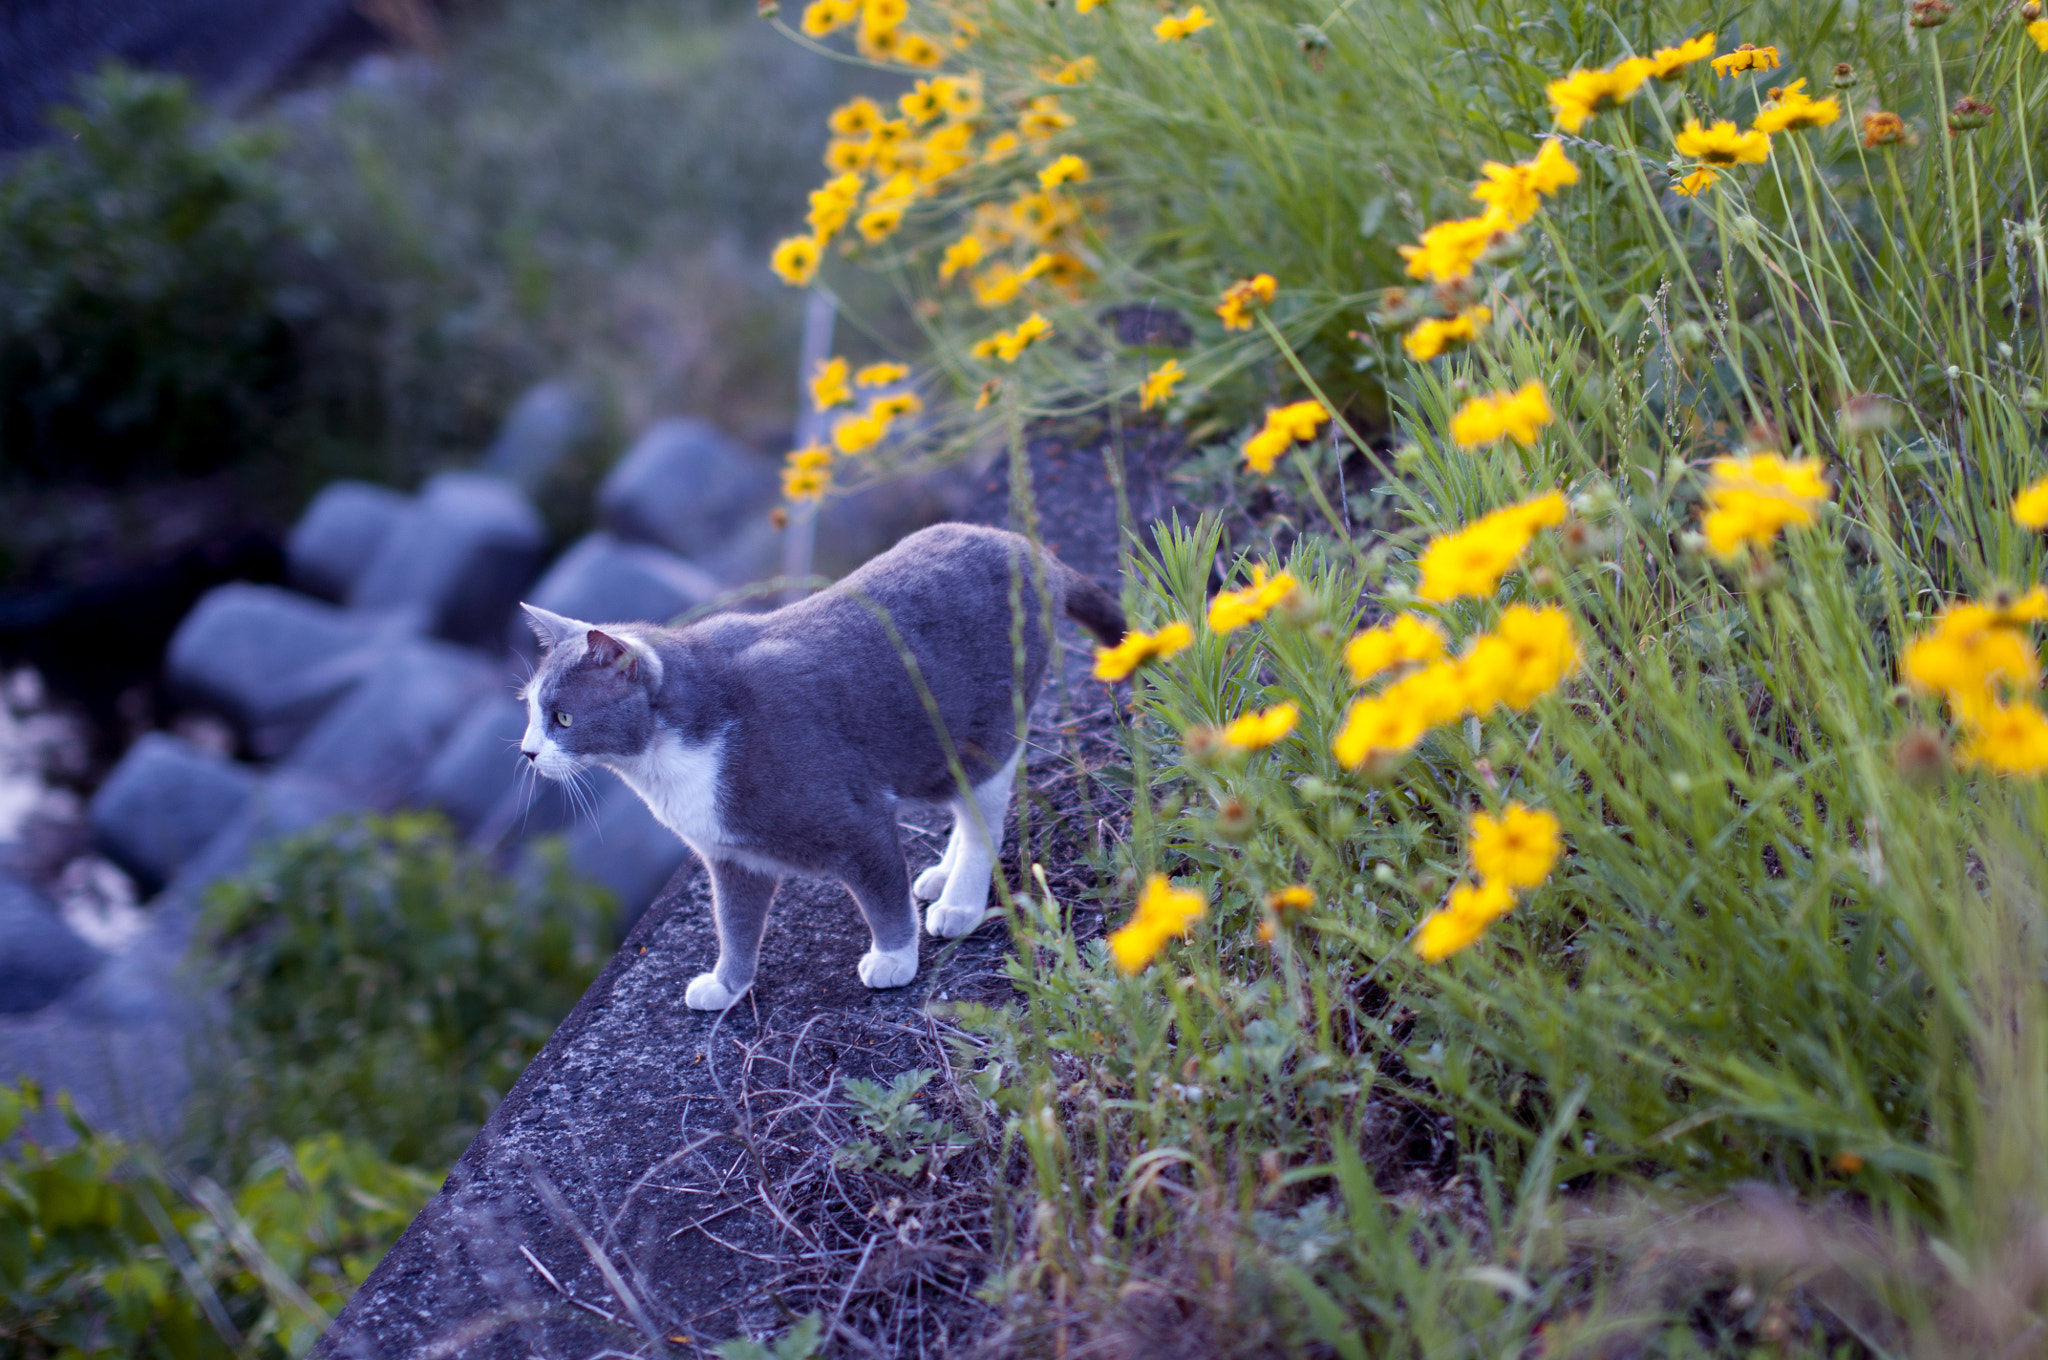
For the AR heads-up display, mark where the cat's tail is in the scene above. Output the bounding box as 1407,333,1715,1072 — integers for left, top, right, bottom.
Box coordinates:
1049,557,1128,647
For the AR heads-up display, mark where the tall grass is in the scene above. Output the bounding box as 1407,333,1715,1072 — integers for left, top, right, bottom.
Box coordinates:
764,0,2048,1352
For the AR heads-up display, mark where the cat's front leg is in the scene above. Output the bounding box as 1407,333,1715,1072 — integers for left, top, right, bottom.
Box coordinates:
843,827,920,988
687,859,779,1010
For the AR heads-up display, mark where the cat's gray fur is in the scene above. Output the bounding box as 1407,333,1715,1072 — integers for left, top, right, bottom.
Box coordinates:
517,523,1125,1010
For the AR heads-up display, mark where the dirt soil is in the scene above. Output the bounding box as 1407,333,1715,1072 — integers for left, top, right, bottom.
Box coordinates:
322,423,1190,1359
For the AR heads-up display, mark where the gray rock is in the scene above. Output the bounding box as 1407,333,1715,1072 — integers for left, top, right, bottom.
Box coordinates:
508,532,722,658
88,733,257,892
480,381,594,493
286,480,413,603
165,583,391,758
285,640,502,809
351,472,548,650
0,872,100,1014
596,418,775,559
412,695,530,836
556,772,691,935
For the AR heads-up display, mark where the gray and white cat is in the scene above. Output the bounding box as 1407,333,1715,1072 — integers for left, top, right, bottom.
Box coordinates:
517,523,1125,1010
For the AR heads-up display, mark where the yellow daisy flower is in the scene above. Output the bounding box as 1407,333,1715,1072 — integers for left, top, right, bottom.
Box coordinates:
1219,701,1299,751
770,235,822,286
1449,380,1554,448
1470,803,1562,889
1140,359,1185,412
1154,5,1215,41
811,356,852,410
1751,79,1842,135
1546,57,1654,133
1403,306,1490,361
1093,621,1193,681
1108,875,1208,972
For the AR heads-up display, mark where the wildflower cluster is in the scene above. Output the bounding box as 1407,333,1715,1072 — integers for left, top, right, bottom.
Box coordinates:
1240,399,1330,474
777,357,924,502
1903,588,2048,774
1413,803,1561,960
1696,452,1832,558
1107,873,1207,972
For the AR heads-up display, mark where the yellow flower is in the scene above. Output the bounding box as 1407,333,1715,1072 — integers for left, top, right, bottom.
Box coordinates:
829,97,883,138
1958,702,2048,776
2014,476,2048,528
1645,31,1715,79
996,312,1053,361
1108,874,1208,973
1019,96,1074,140
1450,380,1553,448
1343,614,1446,685
861,0,906,34
855,361,909,387
972,265,1023,308
1458,604,1580,710
811,356,852,410
1154,5,1215,41
1674,166,1720,197
894,32,945,67
1416,491,1568,602
1470,140,1578,225
1039,154,1090,189
801,0,860,37
1216,273,1278,330
1398,210,1512,284
1140,359,1185,412
857,206,905,243
1546,57,1654,133
1403,307,1490,361
899,82,946,125
982,131,1019,161
1240,399,1329,474
1332,692,1430,768
1049,55,1098,84
1711,43,1781,77
1675,117,1771,166
771,235,823,286
1699,452,1830,557
1470,803,1562,889
831,412,887,455
1752,78,1841,134
1220,701,1299,751
782,465,831,501
1077,0,1107,10
1413,878,1516,962
1267,885,1316,912
1208,564,1299,632
1093,621,1193,681
935,74,983,119
1902,597,2043,720
2032,19,2048,52
868,392,923,421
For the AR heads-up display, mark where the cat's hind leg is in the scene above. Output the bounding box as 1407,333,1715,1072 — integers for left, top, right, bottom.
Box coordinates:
843,820,921,989
686,859,779,1010
925,746,1019,939
912,823,961,901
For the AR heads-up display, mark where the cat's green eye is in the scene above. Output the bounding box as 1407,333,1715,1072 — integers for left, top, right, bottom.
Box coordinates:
554,711,573,728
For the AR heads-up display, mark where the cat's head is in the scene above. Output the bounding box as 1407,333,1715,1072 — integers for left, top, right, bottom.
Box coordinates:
518,604,666,779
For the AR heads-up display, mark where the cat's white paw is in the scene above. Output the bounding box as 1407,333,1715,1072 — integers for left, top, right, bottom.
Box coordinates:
912,864,951,900
857,942,919,989
925,902,987,938
685,973,745,1010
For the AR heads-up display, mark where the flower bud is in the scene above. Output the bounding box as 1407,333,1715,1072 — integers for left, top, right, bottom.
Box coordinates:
1910,0,1952,27
1893,727,1949,785
1839,392,1896,437
1948,96,1995,133
1830,63,1857,89
2026,1,2043,18
1212,796,1256,842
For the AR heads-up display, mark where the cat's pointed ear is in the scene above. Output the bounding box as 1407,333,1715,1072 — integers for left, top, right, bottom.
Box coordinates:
521,603,583,652
586,628,638,675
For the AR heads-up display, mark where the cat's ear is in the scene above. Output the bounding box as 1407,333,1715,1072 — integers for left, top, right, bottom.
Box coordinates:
521,603,583,652
587,629,638,676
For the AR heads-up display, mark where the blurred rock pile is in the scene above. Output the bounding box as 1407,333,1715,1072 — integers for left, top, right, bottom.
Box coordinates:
0,384,945,1136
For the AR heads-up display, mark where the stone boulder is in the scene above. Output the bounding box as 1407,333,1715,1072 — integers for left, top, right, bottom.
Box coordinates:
350,472,547,651
284,639,502,809
165,583,390,758
412,695,531,837
480,381,594,494
88,733,257,892
0,871,99,1015
286,481,413,603
596,418,774,561
507,532,722,659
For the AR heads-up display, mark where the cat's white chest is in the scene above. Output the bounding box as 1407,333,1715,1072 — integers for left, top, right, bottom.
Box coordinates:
606,731,725,853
